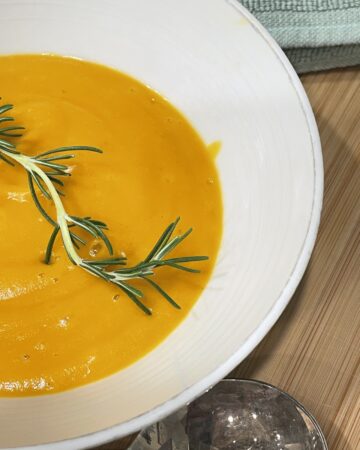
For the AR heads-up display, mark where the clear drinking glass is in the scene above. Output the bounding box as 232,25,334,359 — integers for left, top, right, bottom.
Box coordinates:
129,379,328,450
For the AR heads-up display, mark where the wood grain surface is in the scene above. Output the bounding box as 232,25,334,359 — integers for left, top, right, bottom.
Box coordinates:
95,68,360,450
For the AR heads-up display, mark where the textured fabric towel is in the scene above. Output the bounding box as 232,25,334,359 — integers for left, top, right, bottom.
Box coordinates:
239,0,360,73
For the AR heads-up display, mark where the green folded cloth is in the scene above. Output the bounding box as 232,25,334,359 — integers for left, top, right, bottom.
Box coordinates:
239,0,360,73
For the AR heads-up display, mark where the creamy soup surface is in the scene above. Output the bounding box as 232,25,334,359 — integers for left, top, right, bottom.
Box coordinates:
0,55,222,396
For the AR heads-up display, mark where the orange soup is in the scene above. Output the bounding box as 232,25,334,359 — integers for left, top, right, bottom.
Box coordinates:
0,55,222,396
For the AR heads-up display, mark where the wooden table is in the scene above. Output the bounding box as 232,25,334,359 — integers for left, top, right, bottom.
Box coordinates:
97,68,360,450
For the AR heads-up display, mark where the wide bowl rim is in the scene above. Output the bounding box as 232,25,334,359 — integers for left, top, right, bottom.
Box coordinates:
5,1,323,449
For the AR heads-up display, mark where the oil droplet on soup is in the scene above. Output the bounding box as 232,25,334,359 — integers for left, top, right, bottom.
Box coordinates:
0,54,222,396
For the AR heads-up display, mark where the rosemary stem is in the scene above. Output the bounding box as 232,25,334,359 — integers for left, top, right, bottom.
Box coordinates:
0,102,208,314
3,151,81,265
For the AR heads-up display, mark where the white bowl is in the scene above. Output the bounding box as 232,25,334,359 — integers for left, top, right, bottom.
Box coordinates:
0,0,323,448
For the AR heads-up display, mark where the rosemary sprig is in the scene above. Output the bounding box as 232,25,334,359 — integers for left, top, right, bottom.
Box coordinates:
0,102,208,314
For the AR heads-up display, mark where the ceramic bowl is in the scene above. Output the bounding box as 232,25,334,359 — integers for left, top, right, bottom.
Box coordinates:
0,0,323,448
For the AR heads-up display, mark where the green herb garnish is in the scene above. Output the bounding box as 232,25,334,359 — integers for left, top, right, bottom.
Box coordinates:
0,101,208,315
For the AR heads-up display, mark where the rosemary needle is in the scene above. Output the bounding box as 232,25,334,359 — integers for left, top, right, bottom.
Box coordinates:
0,101,208,314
